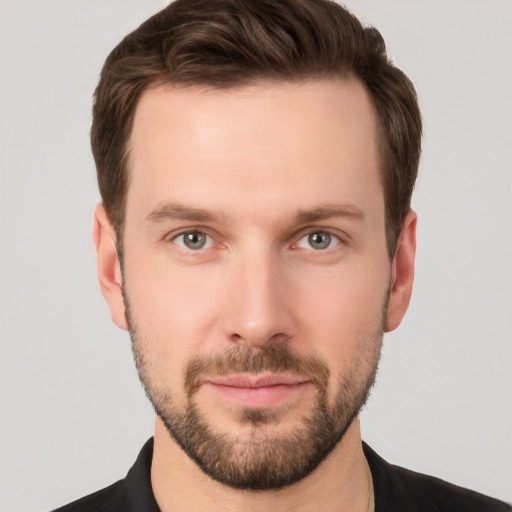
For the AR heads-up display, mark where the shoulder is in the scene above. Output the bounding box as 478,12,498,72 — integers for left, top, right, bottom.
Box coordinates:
364,443,511,512
51,438,158,512
386,464,510,512
51,479,127,512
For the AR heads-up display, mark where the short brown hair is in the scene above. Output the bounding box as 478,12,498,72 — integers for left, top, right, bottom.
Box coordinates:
91,0,421,258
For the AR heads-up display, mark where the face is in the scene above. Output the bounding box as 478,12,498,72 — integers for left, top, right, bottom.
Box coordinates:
95,79,415,490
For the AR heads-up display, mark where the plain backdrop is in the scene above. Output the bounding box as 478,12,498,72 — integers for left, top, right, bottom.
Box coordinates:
0,1,511,510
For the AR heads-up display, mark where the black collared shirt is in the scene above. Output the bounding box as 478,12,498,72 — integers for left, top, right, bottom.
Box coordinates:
53,438,510,511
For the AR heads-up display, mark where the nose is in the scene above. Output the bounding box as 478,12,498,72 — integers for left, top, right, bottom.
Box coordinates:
221,246,294,349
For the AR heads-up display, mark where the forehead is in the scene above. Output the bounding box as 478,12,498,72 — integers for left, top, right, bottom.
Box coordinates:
126,79,382,225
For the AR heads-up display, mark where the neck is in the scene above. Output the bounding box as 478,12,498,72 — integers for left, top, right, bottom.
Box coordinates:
151,416,373,512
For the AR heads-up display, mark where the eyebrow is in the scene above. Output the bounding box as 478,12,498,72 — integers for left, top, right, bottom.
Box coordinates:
146,203,223,223
146,202,365,225
294,205,365,224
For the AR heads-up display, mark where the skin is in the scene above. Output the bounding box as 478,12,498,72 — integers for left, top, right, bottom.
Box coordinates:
94,78,416,512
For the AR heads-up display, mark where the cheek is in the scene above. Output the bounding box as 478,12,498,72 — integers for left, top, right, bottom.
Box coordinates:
123,252,227,383
291,258,389,369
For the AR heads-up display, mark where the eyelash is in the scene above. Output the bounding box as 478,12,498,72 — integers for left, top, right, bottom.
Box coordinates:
171,231,216,251
294,231,342,251
169,228,344,254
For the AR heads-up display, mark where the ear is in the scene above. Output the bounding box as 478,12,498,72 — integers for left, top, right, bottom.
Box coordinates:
385,210,417,332
92,204,128,331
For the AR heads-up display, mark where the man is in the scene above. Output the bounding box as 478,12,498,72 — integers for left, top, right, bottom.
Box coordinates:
53,0,510,510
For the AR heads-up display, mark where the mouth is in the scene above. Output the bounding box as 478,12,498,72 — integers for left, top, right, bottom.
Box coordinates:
202,374,312,409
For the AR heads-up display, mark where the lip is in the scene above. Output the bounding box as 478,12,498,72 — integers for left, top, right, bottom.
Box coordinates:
206,374,310,388
202,373,312,409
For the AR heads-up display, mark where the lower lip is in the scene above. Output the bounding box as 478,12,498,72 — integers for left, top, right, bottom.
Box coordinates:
204,382,311,408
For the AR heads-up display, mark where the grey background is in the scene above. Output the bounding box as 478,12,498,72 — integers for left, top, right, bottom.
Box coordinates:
0,1,511,510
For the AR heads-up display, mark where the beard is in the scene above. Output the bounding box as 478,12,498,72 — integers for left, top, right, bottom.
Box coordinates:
125,292,385,491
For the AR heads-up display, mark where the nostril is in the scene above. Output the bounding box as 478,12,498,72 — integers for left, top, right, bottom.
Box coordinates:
229,330,291,348
269,332,290,344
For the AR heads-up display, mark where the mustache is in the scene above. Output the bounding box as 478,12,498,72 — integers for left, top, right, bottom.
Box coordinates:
184,344,330,397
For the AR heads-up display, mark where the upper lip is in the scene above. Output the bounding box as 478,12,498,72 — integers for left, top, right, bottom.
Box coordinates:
205,374,310,388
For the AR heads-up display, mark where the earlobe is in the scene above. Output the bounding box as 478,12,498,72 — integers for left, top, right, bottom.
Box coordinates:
93,204,128,331
385,210,417,332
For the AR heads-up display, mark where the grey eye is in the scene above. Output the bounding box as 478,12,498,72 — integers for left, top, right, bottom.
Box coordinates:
308,232,332,250
174,231,213,250
296,231,340,251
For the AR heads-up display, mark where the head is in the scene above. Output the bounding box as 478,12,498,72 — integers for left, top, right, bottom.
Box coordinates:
92,0,420,492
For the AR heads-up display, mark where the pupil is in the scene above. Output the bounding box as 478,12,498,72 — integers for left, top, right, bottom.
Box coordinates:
185,232,205,249
309,232,330,250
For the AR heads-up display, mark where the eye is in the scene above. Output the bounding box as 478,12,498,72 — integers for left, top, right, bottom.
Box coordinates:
173,231,214,251
296,231,340,251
